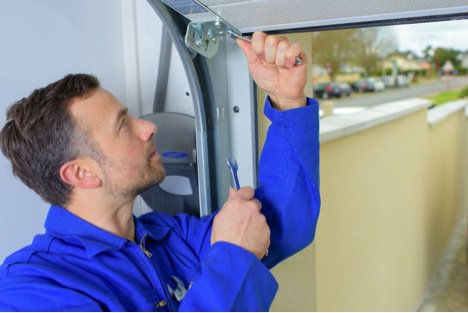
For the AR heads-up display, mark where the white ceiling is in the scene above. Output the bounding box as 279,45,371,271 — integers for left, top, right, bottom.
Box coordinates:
174,0,468,33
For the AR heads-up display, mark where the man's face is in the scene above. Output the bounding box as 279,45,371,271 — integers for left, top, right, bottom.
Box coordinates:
70,88,165,198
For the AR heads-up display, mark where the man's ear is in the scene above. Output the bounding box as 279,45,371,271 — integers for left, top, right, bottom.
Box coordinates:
59,159,102,189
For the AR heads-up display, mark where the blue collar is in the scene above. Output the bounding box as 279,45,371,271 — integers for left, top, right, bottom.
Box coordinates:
45,206,170,258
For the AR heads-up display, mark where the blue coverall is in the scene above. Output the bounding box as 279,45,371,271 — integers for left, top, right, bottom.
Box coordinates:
0,98,321,311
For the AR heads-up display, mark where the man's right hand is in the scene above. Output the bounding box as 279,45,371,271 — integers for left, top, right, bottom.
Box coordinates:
211,187,270,259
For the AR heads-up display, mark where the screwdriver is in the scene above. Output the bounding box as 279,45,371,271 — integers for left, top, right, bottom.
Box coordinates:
226,29,303,65
226,156,240,190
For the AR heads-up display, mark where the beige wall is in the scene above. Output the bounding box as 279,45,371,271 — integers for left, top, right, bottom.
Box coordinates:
465,111,468,210
425,113,466,280
317,110,430,311
270,244,317,311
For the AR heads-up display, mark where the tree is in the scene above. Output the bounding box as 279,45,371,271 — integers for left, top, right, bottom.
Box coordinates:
433,47,461,72
311,29,356,81
351,27,397,76
311,27,397,80
422,45,435,61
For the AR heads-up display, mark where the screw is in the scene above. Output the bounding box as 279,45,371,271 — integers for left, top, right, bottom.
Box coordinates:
233,106,240,113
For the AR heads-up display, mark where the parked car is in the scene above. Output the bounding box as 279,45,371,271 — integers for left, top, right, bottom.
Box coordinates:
382,75,409,88
382,76,396,88
369,78,385,91
396,75,409,87
351,79,367,92
339,83,352,97
313,82,342,99
352,78,385,92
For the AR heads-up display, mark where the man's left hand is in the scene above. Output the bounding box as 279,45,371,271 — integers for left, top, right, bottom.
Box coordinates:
237,32,307,111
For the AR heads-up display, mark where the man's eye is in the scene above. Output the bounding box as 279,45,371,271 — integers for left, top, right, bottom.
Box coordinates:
120,118,128,130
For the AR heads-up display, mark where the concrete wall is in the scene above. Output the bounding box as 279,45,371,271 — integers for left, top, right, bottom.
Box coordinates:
425,110,466,281
466,106,468,213
318,109,432,311
317,109,430,311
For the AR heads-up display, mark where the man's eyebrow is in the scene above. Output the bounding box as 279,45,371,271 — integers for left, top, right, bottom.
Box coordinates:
115,107,129,130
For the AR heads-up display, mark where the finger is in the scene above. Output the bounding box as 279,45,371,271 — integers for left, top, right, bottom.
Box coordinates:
228,187,236,199
285,42,306,68
236,186,255,200
251,32,267,61
264,35,281,64
244,198,262,212
237,39,257,65
249,198,262,211
275,39,290,67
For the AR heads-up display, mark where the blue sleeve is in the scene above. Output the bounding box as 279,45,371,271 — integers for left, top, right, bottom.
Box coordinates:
179,241,278,311
256,97,321,268
165,214,278,311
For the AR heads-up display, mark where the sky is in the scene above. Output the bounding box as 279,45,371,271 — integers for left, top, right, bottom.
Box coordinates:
390,19,468,56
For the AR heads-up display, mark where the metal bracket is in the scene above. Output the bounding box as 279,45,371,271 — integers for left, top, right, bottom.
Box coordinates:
185,20,228,59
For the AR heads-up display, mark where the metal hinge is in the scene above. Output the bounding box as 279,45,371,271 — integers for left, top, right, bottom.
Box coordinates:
161,0,243,59
184,19,248,60
185,20,228,59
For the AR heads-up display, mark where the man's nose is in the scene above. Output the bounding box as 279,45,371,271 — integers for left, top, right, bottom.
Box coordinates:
139,119,157,142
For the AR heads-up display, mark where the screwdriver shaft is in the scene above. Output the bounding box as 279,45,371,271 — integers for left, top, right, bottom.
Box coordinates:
227,29,303,65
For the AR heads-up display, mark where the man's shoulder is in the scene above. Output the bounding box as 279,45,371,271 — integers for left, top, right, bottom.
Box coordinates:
0,238,102,311
138,210,197,228
1,233,59,276
137,210,215,243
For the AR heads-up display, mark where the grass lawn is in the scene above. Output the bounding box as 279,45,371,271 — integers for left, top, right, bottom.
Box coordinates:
426,89,463,106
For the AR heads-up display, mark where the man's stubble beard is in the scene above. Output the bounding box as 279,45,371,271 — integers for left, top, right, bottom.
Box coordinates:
87,143,166,199
74,127,166,199
103,160,166,199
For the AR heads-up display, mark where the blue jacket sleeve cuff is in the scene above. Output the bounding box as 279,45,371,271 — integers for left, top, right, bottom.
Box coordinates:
263,96,320,186
264,97,320,149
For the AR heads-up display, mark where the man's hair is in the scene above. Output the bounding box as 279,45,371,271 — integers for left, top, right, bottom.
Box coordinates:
0,74,100,207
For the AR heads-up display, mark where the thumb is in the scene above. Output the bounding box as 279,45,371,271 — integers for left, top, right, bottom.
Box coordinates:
237,39,258,65
228,187,236,199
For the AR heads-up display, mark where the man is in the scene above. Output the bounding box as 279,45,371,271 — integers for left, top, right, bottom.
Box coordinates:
0,32,320,311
